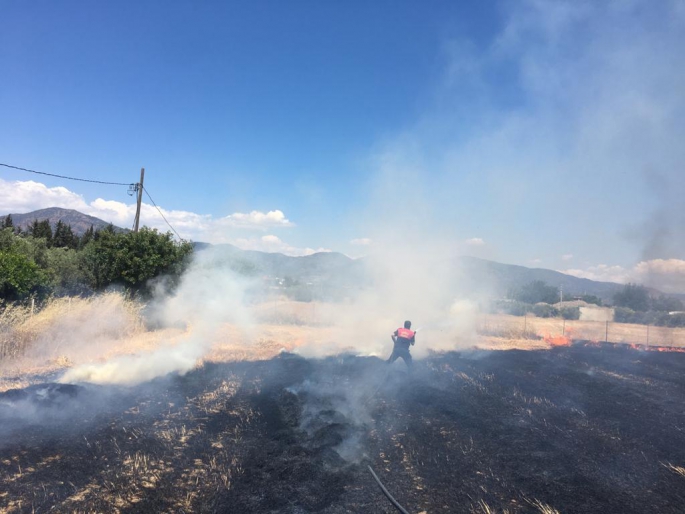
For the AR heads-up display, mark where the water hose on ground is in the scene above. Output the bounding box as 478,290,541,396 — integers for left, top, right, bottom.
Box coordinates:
367,464,411,514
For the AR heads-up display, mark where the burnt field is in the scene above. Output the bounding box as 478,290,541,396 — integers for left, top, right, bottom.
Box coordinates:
2,345,685,513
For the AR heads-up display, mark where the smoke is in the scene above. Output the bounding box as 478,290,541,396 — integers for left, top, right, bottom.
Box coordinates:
288,376,372,463
47,0,685,385
290,140,492,360
60,247,257,386
285,356,409,464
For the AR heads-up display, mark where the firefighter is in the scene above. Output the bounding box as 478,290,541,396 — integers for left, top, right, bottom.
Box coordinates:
387,320,416,369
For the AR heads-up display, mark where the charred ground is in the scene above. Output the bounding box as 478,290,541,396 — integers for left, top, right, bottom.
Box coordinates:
1,346,685,513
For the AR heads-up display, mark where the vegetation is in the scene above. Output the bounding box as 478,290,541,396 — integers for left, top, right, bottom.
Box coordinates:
560,306,581,320
507,280,559,305
0,222,192,302
578,294,602,306
612,284,685,327
500,281,685,326
531,303,558,318
612,283,651,312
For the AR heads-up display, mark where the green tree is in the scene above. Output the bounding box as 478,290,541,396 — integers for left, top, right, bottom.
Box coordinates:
79,225,94,248
579,294,602,306
0,250,48,300
508,280,559,304
0,227,50,268
80,228,192,293
532,303,559,318
46,247,87,295
560,306,581,320
0,215,13,229
650,295,684,312
613,283,650,312
28,219,53,245
52,220,78,249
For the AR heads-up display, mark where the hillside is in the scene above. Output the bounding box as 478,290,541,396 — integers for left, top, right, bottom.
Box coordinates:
457,256,628,301
196,244,638,302
0,208,657,301
3,207,127,235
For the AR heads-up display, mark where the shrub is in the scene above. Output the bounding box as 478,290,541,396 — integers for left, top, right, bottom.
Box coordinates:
560,306,580,320
613,284,650,312
532,303,559,318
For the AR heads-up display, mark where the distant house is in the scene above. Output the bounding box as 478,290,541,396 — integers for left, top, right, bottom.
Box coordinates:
557,300,614,321
580,305,615,322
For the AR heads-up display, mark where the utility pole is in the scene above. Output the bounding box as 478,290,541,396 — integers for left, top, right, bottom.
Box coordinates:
133,168,145,232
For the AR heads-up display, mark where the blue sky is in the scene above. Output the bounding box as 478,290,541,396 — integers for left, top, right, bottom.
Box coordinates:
2,1,685,290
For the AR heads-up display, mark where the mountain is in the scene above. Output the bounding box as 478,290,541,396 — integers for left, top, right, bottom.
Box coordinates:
457,256,626,301
3,208,127,236
197,243,367,300
196,244,640,302
2,208,665,302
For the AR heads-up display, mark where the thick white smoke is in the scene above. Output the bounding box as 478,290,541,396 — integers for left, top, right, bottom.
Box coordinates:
60,247,256,385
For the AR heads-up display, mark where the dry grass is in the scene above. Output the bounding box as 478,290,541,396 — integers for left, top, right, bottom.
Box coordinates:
524,497,562,514
471,499,511,514
662,462,685,478
478,313,685,348
0,294,143,359
3,296,685,392
0,293,185,391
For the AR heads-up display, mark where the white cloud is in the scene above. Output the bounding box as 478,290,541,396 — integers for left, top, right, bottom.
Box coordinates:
350,238,372,246
633,259,685,294
0,178,303,249
0,179,88,212
529,258,542,265
216,210,293,230
465,237,485,246
561,254,574,261
563,264,629,284
234,235,331,257
563,258,685,294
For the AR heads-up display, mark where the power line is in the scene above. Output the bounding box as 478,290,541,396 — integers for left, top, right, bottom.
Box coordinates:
142,186,184,241
2,161,184,241
0,162,133,186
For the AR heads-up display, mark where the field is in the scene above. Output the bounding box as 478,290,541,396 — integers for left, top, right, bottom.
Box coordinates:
2,297,685,513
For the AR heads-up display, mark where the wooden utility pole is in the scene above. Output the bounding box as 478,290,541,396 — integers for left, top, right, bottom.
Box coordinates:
133,168,145,232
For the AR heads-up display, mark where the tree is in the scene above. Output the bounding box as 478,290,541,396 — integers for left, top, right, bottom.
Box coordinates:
52,221,78,249
508,280,559,304
0,215,13,230
0,250,49,300
579,294,602,306
46,247,87,295
613,283,650,312
79,225,94,248
650,295,684,313
560,306,581,320
532,303,559,318
28,219,53,244
80,228,193,293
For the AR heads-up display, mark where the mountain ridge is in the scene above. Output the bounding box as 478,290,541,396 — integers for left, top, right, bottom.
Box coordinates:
2,208,668,301
2,207,127,236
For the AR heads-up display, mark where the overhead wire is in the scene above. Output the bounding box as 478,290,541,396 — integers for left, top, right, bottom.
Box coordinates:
3,161,185,241
0,162,133,186
142,186,184,241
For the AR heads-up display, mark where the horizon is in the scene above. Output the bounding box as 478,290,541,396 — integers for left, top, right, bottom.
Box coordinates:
2,1,685,293
6,204,685,300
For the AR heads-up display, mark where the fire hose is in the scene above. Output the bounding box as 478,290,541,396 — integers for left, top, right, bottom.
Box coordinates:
367,465,411,514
